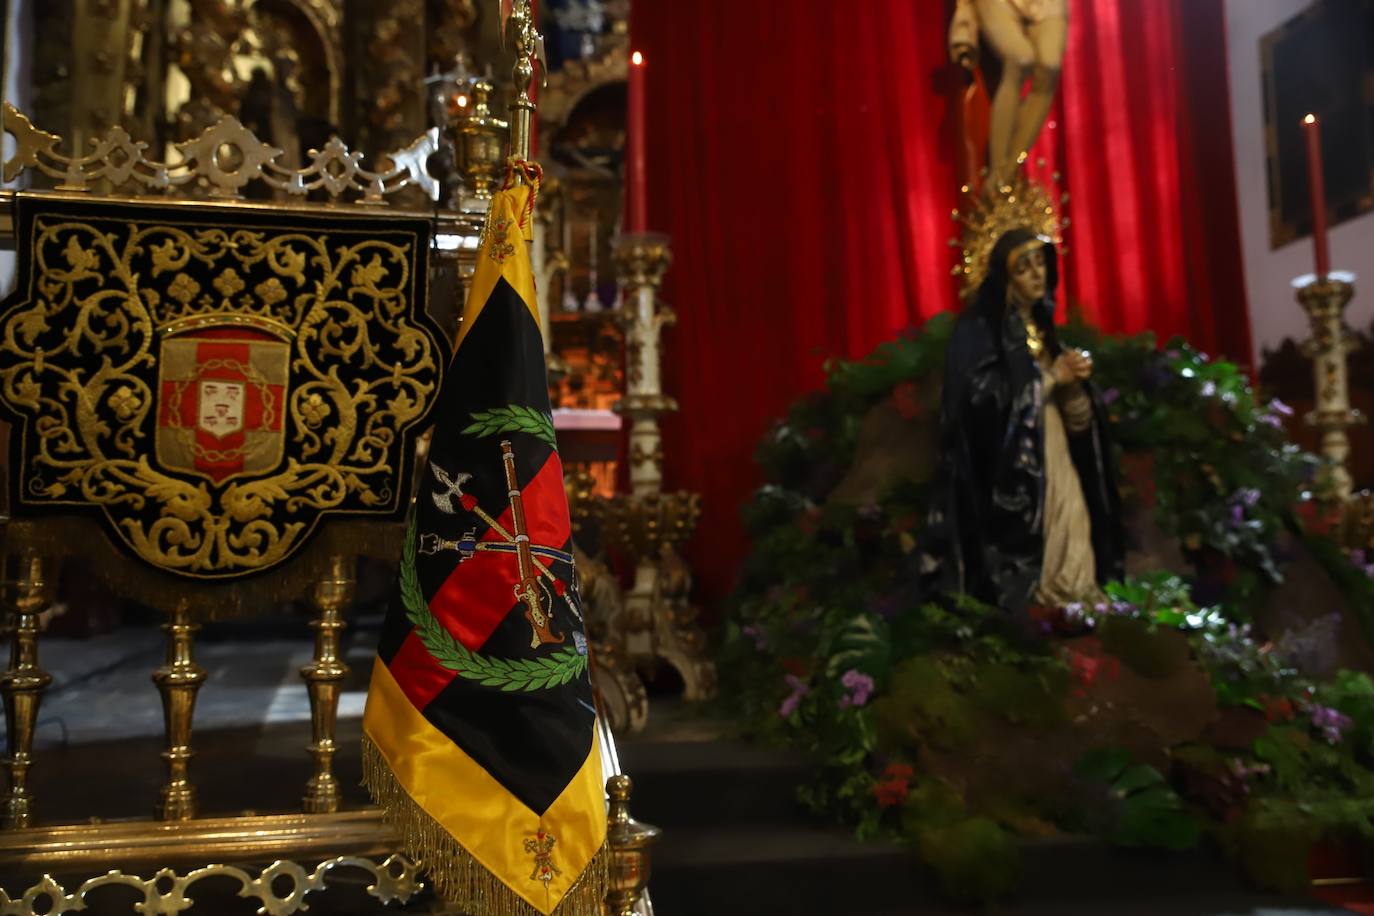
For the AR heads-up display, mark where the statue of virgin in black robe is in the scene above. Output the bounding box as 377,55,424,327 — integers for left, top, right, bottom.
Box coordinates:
921,228,1124,612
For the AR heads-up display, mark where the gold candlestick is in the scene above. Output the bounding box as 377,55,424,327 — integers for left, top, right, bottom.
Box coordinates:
1,550,53,829
602,235,717,709
604,775,661,916
153,602,206,821
1295,271,1364,502
454,80,508,202
302,554,354,814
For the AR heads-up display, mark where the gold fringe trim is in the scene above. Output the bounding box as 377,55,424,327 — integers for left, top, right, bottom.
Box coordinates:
362,736,610,916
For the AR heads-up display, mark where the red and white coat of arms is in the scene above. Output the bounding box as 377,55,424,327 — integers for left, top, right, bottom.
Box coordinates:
156,329,290,483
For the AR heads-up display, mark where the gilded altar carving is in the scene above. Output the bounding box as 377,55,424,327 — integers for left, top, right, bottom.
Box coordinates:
0,196,446,578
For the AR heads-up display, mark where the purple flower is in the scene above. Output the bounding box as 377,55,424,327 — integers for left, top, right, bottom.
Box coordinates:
840,669,875,708
1230,504,1245,525
779,674,810,717
1110,599,1135,616
1239,488,1261,508
741,623,769,652
1201,381,1217,398
1310,704,1354,743
1350,549,1374,578
1259,399,1293,430
1100,387,1120,406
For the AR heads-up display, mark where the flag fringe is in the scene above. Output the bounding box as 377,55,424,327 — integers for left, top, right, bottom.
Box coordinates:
362,736,610,916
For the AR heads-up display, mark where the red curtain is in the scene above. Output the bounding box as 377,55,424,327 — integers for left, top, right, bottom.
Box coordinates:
628,0,1250,606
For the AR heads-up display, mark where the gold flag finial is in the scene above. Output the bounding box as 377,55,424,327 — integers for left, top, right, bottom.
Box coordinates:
501,0,546,166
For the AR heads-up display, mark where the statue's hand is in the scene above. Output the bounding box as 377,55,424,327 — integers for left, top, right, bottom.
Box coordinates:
1052,350,1092,386
1066,349,1093,381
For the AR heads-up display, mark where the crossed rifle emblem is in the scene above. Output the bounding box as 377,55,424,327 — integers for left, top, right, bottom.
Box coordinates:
423,457,581,647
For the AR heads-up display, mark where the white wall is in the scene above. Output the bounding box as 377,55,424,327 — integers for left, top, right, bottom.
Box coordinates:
1226,0,1374,365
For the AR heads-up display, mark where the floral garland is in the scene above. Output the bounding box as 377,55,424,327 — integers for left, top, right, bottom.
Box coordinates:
722,317,1374,902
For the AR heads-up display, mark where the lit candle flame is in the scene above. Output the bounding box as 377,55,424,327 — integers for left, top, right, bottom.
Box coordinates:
1304,113,1317,125
632,51,644,66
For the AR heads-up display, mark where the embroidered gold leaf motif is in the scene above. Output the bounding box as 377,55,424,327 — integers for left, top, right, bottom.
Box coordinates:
168,273,201,305
213,267,246,299
0,211,444,578
351,254,389,292
15,309,48,345
270,244,306,282
149,238,185,277
109,385,142,420
255,277,287,306
62,235,100,275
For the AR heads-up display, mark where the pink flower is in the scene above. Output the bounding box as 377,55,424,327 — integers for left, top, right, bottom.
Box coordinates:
840,669,875,708
779,673,810,718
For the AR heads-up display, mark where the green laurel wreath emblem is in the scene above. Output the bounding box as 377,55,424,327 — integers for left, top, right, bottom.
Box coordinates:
461,405,557,450
400,519,588,692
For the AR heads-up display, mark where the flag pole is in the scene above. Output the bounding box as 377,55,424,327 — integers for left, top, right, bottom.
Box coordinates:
505,0,542,175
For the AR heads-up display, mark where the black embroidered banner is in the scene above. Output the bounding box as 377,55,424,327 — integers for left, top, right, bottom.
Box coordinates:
0,194,447,579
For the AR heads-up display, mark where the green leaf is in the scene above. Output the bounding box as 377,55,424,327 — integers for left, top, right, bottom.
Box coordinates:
399,518,586,691
461,405,558,450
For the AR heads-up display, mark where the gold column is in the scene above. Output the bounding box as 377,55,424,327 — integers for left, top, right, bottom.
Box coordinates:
604,775,661,916
1295,271,1364,502
1,551,53,829
153,601,205,821
301,554,354,814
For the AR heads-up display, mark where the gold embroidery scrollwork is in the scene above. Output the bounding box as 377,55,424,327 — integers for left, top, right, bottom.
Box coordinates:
0,201,443,578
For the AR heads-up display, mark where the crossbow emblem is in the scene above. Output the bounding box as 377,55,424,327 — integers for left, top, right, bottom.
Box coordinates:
426,444,574,648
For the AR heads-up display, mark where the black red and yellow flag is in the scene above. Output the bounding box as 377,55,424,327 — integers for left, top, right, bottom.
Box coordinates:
363,173,606,915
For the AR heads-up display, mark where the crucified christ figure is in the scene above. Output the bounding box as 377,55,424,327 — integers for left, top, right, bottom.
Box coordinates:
949,0,1068,194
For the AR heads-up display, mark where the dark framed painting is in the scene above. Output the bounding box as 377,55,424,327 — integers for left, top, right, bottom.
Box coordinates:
1261,0,1374,249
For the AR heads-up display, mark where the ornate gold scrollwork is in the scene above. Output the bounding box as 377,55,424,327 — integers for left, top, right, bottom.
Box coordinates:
1,102,439,204
0,854,422,916
0,200,444,578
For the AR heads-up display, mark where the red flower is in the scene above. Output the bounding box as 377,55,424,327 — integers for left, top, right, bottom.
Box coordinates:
1260,695,1295,723
873,777,909,808
892,381,922,420
883,763,914,780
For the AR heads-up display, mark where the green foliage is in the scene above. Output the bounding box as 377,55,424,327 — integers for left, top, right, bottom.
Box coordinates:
916,817,1022,904
1223,801,1324,894
824,614,892,681
1076,336,1316,597
873,657,978,753
718,316,1372,905
1305,532,1374,648
1073,749,1203,851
